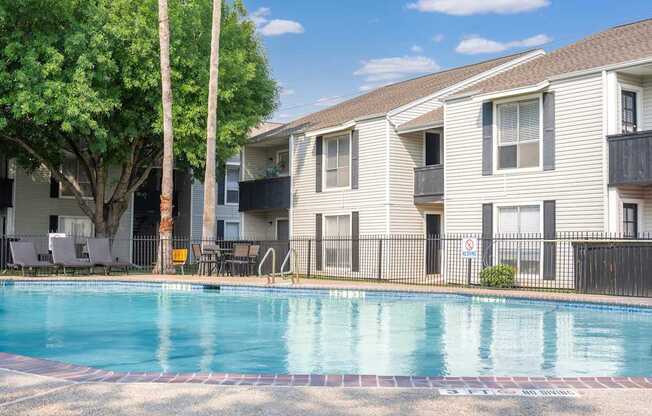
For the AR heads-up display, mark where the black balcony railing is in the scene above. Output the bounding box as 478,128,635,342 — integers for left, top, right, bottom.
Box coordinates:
0,178,13,208
239,176,291,212
414,165,443,204
608,130,652,186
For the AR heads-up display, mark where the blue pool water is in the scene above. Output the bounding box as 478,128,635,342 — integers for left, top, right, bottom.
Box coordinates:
1,281,652,377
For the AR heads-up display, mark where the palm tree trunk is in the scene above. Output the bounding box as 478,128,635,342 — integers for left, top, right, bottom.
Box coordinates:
201,0,222,246
155,0,175,274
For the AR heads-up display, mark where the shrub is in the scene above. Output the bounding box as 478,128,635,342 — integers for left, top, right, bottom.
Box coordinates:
479,264,516,288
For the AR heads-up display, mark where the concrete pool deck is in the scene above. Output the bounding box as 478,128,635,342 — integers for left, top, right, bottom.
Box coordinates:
2,369,652,416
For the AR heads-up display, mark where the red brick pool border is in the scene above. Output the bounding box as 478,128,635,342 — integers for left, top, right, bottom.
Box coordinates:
1,352,651,390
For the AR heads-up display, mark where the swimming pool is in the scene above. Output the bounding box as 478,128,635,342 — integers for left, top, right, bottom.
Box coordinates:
1,281,651,377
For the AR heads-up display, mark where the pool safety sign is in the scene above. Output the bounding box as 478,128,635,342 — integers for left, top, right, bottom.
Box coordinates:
461,238,479,259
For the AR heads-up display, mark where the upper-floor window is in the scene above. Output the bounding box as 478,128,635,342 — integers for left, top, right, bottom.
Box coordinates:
497,99,540,170
61,157,92,198
277,150,289,175
325,134,350,189
226,165,240,204
622,90,638,134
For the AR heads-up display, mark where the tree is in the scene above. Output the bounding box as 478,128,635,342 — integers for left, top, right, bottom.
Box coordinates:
0,0,278,238
155,0,175,273
201,0,222,245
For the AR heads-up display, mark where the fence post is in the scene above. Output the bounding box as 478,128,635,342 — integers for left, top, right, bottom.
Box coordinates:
307,239,312,277
377,238,383,280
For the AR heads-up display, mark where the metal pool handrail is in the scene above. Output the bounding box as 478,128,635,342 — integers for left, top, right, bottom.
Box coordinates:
258,247,276,284
280,248,299,285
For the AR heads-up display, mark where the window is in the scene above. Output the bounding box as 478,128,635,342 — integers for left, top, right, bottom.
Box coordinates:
61,157,92,198
225,165,239,204
324,214,351,268
225,221,240,240
623,203,638,238
59,216,94,237
622,90,638,134
324,134,350,189
277,150,289,175
497,99,540,170
497,205,541,276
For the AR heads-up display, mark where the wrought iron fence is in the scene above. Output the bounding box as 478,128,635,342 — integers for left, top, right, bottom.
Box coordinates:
1,232,652,297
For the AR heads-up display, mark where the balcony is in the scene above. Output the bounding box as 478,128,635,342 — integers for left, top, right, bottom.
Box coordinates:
414,165,444,204
0,178,13,208
239,176,291,212
608,130,652,186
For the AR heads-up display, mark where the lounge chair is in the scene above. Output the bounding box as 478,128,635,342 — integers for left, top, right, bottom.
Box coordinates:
225,244,250,276
87,238,132,275
191,244,222,276
51,237,92,274
172,248,188,275
9,241,55,276
247,245,261,275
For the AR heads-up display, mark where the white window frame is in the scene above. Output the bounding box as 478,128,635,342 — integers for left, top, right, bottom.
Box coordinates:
493,94,544,174
618,83,644,133
621,198,644,237
322,131,352,192
494,201,544,279
59,157,93,200
276,150,290,177
224,163,240,206
224,220,240,240
322,212,352,271
58,215,95,237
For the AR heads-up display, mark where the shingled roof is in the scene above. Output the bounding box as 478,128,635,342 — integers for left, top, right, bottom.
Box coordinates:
457,18,652,98
255,50,535,140
397,107,444,133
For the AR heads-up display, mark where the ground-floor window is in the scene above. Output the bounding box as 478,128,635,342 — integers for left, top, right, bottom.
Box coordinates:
623,203,638,238
324,214,351,268
225,221,240,240
497,205,541,276
59,216,94,237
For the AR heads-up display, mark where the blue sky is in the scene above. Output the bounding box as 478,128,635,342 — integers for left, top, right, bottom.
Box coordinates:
241,0,652,123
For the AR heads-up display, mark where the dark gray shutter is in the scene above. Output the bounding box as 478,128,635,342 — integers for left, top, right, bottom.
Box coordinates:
482,101,493,176
315,136,323,193
482,203,493,268
49,216,59,233
543,92,556,171
351,211,359,272
543,200,556,280
50,177,59,198
216,220,225,241
217,164,225,206
351,130,359,189
315,213,322,271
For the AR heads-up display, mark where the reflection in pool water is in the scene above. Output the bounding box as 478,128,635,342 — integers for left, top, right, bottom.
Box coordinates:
0,283,651,376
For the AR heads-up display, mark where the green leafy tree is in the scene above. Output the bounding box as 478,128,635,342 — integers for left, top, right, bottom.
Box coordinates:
0,0,278,237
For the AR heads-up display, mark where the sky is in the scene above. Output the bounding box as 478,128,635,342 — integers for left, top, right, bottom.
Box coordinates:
241,0,652,123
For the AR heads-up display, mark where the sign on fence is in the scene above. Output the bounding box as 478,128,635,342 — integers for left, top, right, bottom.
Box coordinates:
461,237,478,259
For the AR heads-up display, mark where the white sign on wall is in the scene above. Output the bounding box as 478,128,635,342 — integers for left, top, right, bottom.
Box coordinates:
461,237,478,259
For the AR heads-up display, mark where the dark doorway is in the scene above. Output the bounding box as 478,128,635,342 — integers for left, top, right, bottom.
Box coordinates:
623,203,638,238
425,132,441,166
426,214,441,274
276,219,289,241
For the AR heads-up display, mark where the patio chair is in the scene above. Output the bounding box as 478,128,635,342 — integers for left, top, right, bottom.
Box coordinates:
87,238,133,275
172,248,188,275
191,244,222,276
9,241,55,276
225,244,250,276
247,245,261,275
51,237,92,274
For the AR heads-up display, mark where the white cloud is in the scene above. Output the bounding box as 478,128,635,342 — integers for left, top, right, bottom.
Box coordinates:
280,87,295,97
455,34,551,54
354,56,440,85
410,45,424,53
407,0,550,15
315,96,346,107
432,34,445,43
250,7,304,37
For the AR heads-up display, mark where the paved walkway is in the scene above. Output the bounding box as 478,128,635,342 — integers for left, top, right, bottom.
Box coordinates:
2,369,652,416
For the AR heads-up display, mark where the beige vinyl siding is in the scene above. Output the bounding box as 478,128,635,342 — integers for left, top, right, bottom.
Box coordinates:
243,144,288,180
391,101,442,126
644,76,652,130
241,210,286,240
615,187,652,234
444,73,606,234
617,73,645,131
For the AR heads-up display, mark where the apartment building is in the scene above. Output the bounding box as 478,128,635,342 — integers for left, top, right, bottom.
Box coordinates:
241,18,652,280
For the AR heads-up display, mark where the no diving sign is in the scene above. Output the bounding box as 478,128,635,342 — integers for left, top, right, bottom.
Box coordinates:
461,237,478,259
